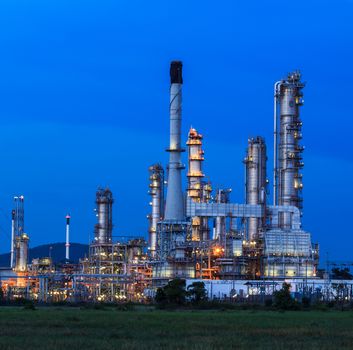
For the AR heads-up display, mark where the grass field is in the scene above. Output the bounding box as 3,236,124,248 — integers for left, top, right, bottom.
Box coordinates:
0,307,353,349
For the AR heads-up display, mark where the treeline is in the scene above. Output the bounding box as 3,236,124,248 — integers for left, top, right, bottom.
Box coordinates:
154,279,353,311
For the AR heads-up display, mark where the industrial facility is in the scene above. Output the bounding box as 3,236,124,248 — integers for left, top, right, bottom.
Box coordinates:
0,61,351,303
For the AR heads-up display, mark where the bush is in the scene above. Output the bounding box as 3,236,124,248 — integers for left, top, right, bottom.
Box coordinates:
116,302,135,311
301,296,311,308
187,282,207,303
155,288,167,304
265,299,273,308
155,279,187,306
273,283,298,310
23,301,36,310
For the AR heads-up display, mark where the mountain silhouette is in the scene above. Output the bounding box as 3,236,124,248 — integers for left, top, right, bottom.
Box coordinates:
0,242,89,267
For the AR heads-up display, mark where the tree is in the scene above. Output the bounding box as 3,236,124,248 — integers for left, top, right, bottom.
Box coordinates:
187,282,207,303
155,279,187,305
155,287,167,304
331,268,353,280
273,283,296,310
164,279,187,305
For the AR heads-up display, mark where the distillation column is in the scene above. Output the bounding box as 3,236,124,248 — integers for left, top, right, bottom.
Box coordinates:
10,210,15,268
148,164,164,257
12,196,29,271
94,188,113,244
186,127,211,241
15,233,29,272
244,137,267,241
275,72,304,228
164,61,185,222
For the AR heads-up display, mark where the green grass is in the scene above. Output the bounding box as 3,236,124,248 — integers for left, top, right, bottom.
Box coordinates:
0,307,353,349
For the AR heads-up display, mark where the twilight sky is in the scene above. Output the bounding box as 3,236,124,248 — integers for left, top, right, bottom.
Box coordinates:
0,0,352,261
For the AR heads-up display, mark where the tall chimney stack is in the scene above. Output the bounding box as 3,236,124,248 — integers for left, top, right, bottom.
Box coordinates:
164,61,185,221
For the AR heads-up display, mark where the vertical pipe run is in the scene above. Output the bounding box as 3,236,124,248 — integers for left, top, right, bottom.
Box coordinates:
214,189,231,242
65,214,71,260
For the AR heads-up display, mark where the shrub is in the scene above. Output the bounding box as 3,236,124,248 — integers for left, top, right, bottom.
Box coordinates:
273,283,298,310
155,279,187,306
301,296,311,308
187,282,207,303
23,301,36,310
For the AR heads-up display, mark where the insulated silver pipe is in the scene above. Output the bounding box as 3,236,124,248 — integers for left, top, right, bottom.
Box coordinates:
164,61,185,221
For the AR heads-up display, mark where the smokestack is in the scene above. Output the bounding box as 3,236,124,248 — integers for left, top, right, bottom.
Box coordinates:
10,210,15,268
164,61,185,221
65,214,71,261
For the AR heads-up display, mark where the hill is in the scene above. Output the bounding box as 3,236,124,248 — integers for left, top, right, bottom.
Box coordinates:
0,242,89,267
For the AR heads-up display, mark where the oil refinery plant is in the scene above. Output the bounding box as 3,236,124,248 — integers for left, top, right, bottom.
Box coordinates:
0,61,351,303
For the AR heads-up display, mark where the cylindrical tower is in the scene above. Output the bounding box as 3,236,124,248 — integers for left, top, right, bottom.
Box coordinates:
164,61,185,222
13,195,25,237
15,233,29,272
10,210,15,268
276,71,304,228
187,127,205,201
65,214,71,260
187,127,206,241
94,188,113,244
244,137,267,241
148,164,164,256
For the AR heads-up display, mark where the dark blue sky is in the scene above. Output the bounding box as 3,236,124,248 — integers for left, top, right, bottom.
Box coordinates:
0,0,352,261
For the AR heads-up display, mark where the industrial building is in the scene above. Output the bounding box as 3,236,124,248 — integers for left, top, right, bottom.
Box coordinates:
149,62,319,284
0,61,351,303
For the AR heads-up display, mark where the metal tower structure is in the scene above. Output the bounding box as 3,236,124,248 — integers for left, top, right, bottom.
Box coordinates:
94,188,113,244
164,61,185,222
186,127,211,241
274,72,305,228
148,164,164,257
244,137,267,241
65,214,71,260
11,195,26,269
